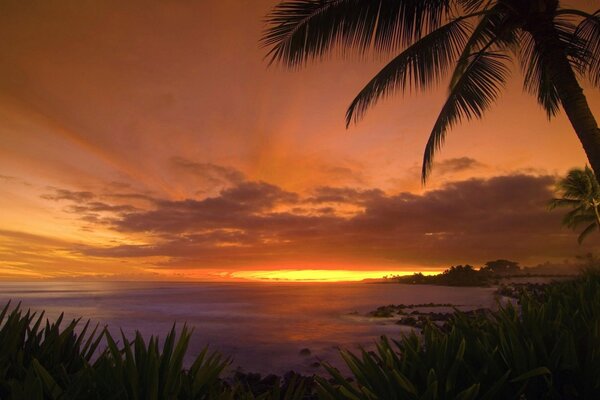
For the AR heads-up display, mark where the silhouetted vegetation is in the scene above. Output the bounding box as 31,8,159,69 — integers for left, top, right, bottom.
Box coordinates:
384,258,580,287
263,1,600,182
550,166,600,243
0,303,308,400
391,264,494,286
320,271,600,399
2,272,600,399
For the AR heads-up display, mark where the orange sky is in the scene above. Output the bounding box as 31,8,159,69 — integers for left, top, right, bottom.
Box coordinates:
0,0,599,281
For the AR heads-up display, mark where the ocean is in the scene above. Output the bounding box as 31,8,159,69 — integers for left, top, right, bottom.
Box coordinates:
0,281,497,375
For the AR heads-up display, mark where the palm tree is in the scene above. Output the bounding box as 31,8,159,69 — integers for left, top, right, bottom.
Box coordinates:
262,1,600,183
550,166,600,243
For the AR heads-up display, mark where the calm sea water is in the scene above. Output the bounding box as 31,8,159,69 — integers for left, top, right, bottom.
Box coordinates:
0,281,497,375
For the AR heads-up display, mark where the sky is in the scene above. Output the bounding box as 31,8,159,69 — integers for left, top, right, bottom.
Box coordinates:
0,0,599,281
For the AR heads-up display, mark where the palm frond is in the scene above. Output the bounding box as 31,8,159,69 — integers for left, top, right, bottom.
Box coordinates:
574,10,600,86
551,167,600,243
548,197,582,209
520,10,595,104
346,16,472,126
262,0,452,66
449,5,514,90
457,0,488,14
421,51,510,182
578,222,598,244
557,166,600,200
519,31,561,118
562,208,594,229
554,15,591,71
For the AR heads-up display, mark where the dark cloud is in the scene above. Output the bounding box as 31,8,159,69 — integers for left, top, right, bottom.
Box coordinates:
171,157,245,189
42,188,140,222
105,192,158,203
434,157,485,175
66,201,138,214
112,181,299,233
74,173,600,268
319,164,367,186
0,175,31,187
0,174,17,183
306,187,384,204
40,187,152,232
41,187,95,203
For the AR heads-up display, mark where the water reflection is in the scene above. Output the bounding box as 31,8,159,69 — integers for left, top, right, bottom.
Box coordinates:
0,281,496,374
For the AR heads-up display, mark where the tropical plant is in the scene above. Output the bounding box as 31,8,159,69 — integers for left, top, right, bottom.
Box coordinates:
319,271,600,399
262,0,600,183
396,264,493,286
0,302,310,399
0,302,104,399
550,166,600,243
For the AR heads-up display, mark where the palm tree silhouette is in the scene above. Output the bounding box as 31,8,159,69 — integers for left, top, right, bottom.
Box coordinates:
550,166,600,243
262,1,600,183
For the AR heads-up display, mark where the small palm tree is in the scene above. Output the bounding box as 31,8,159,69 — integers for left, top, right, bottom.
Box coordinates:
262,1,600,183
550,166,600,243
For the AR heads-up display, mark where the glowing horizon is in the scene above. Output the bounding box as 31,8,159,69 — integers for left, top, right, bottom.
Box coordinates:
147,268,444,283
226,269,441,283
0,265,444,283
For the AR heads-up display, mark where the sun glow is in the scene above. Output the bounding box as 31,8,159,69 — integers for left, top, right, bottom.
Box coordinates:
229,269,441,282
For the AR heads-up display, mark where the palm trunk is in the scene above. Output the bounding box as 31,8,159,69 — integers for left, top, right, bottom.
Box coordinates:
593,201,600,231
527,19,600,179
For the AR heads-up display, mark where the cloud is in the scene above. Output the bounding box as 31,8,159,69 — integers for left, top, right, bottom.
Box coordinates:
41,187,95,202
65,201,138,214
434,157,485,175
111,181,299,233
41,187,140,224
306,186,384,205
73,173,600,268
105,192,158,203
318,164,367,186
386,157,487,193
171,157,245,189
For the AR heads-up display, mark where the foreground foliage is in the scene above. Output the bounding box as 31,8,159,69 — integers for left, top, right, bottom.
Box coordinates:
319,271,600,399
0,304,307,400
550,166,600,243
1,272,599,399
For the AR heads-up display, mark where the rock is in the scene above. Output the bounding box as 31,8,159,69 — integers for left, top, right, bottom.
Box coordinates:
299,348,311,356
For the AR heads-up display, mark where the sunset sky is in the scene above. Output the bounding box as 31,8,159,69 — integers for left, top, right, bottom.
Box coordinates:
1,0,599,281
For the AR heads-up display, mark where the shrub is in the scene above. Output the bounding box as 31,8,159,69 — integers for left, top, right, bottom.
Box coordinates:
319,272,600,399
0,302,307,399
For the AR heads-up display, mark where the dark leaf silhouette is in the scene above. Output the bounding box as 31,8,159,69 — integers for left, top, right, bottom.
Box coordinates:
263,0,600,183
550,166,600,243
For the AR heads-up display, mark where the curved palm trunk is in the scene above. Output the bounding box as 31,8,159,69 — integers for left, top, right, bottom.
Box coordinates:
527,20,600,179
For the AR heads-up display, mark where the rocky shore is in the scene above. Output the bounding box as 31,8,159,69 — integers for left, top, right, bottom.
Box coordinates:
365,279,569,330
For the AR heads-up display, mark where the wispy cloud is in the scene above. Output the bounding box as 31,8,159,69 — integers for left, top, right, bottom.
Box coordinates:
434,157,486,175
171,157,246,190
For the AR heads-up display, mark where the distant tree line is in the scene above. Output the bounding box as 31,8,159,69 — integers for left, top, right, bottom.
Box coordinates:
388,258,571,286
